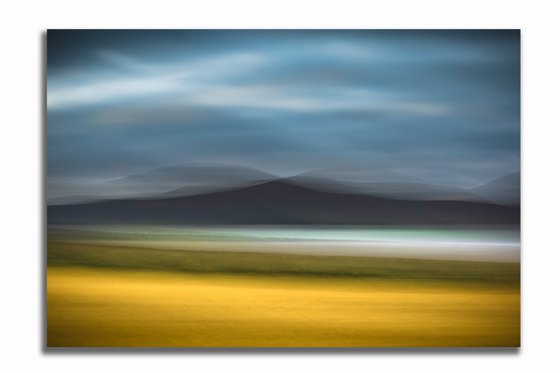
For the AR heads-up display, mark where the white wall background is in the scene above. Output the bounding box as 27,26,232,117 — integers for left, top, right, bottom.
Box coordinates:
1,0,558,372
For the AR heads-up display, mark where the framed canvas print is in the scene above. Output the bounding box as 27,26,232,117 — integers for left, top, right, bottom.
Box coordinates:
46,29,520,348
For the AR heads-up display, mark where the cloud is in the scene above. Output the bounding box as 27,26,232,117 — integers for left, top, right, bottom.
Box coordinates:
48,51,268,110
47,30,520,189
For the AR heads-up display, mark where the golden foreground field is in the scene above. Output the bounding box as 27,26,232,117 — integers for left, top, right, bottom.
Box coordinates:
47,266,519,347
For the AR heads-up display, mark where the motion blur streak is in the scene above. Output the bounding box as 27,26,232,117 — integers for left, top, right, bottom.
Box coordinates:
47,268,519,347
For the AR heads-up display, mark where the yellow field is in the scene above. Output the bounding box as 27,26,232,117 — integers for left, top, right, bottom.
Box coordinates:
47,267,520,347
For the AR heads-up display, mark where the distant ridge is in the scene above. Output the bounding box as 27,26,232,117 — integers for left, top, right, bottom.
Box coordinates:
289,175,481,203
471,172,520,206
48,179,520,226
48,163,276,205
49,164,520,207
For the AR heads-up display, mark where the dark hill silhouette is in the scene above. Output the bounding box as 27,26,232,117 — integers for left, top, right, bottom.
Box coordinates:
48,163,277,205
98,163,275,196
48,180,520,226
288,175,481,203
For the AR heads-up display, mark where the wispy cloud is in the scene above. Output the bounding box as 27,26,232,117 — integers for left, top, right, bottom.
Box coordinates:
48,51,268,109
47,30,520,189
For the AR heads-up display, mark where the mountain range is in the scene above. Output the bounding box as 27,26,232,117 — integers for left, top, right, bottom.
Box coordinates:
48,178,520,226
48,163,520,207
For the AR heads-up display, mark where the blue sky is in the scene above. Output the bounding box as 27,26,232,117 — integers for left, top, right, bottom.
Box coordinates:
47,30,520,187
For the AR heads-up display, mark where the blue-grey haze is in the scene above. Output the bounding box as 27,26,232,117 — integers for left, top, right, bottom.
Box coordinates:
47,30,520,193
